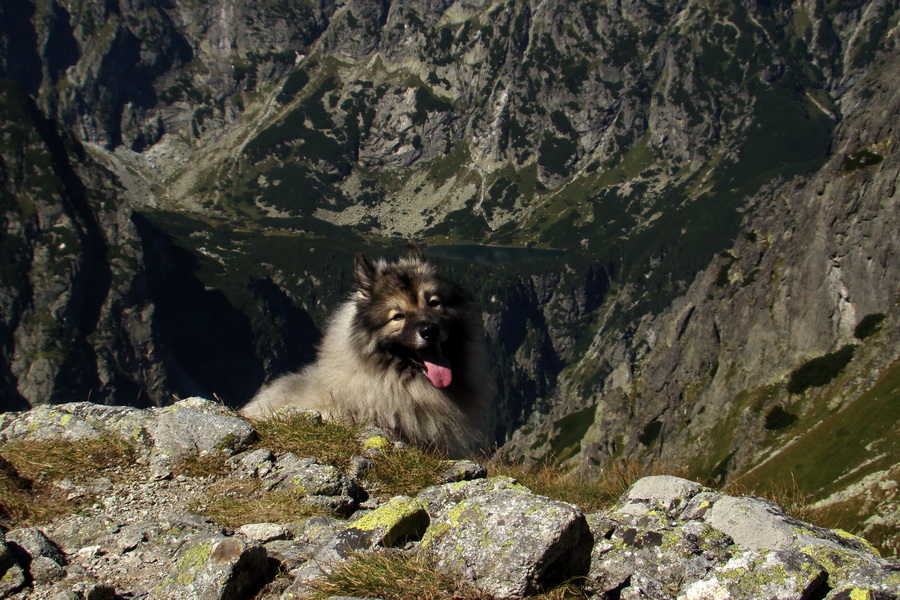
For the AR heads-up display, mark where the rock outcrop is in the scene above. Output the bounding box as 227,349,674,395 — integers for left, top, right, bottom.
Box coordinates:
2,0,900,577
1,400,897,599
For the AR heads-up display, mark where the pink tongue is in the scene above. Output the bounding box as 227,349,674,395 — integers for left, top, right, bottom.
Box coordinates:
419,346,452,388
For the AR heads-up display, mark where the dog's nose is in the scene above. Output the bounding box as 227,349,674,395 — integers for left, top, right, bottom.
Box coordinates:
419,323,440,342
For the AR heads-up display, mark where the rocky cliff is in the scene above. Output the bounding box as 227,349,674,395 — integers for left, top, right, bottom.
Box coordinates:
1,0,899,557
0,399,898,599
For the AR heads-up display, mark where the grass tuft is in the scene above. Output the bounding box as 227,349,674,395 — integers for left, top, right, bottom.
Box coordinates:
0,436,136,526
190,479,330,528
248,413,449,498
249,412,363,469
489,457,661,514
365,446,447,497
302,550,590,600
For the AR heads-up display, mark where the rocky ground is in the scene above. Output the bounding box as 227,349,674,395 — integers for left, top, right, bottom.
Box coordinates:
0,399,898,600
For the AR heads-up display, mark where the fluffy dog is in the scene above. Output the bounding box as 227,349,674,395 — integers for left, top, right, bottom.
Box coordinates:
240,244,493,457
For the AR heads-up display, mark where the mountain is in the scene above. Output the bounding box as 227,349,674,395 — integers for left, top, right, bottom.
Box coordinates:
1,0,898,552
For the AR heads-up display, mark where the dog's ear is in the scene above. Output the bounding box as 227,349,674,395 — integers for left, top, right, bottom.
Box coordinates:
354,253,377,299
406,240,424,260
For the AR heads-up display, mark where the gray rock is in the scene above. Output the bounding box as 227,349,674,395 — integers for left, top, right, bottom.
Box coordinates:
615,475,706,518
590,476,900,599
239,523,291,543
436,460,488,484
678,549,827,600
229,448,276,478
0,402,152,448
420,482,593,598
417,475,530,519
5,527,67,583
150,398,257,463
334,495,429,554
0,534,27,596
154,534,270,600
289,495,431,587
261,453,361,514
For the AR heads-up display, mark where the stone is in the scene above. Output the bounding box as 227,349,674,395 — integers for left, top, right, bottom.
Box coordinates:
678,550,827,600
239,523,291,543
154,534,270,600
150,398,257,462
4,527,67,582
261,453,361,515
589,476,900,599
420,484,593,598
335,495,429,554
436,460,488,484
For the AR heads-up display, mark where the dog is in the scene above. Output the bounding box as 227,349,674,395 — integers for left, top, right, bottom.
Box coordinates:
240,243,494,458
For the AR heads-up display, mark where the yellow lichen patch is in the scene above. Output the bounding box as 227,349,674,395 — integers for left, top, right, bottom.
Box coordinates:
173,539,214,585
363,435,391,452
834,529,881,557
350,496,425,532
346,496,429,547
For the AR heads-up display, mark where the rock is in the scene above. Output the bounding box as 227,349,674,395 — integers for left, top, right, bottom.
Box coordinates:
4,527,67,583
261,453,362,514
229,448,276,478
0,534,27,596
420,480,593,598
335,496,429,553
239,523,291,543
678,550,827,600
589,476,900,599
417,475,530,519
154,534,270,600
150,398,257,463
436,460,488,484
288,495,431,588
0,403,152,448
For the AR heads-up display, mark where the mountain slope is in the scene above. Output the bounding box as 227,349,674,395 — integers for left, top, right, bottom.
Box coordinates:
1,0,899,551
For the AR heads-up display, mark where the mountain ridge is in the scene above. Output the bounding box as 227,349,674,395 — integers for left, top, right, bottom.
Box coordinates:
1,0,899,552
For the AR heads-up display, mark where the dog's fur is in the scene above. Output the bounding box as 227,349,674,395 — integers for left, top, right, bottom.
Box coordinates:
240,244,493,457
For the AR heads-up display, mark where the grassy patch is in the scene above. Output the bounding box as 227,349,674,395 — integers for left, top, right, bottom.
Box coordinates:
248,413,447,497
0,436,136,526
249,412,363,470
190,479,329,529
365,446,448,497
548,405,597,463
735,358,900,518
302,550,590,600
490,458,658,514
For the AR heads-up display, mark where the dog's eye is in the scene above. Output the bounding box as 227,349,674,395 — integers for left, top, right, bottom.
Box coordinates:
391,313,405,322
428,298,442,308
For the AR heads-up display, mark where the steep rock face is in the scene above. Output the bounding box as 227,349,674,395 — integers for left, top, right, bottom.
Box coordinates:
498,45,900,548
579,55,900,473
0,83,288,408
0,81,159,407
0,0,335,150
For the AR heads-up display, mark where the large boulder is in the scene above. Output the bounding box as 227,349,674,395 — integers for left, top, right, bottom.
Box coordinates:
419,478,594,598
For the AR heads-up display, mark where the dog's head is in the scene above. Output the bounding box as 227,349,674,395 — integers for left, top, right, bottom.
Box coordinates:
351,243,470,388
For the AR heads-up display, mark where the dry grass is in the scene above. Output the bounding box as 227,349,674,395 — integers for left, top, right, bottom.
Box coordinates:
489,457,661,514
190,478,330,529
249,412,363,469
302,550,590,600
365,446,448,497
249,413,448,498
0,436,136,526
172,454,230,478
